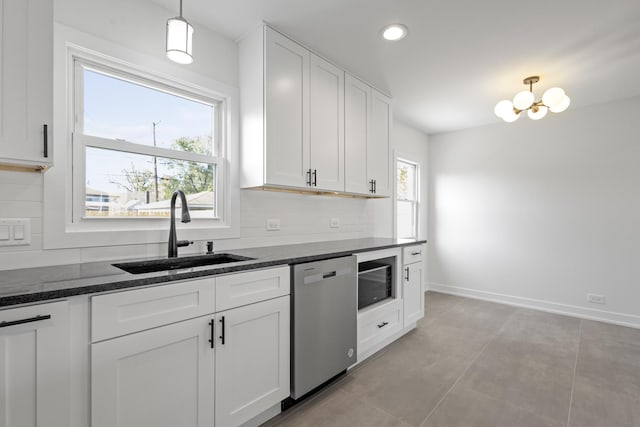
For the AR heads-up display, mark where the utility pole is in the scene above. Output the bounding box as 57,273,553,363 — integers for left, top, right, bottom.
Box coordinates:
152,121,161,202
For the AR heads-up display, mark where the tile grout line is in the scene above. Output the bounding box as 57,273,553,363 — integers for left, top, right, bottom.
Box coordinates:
566,319,583,427
418,307,520,427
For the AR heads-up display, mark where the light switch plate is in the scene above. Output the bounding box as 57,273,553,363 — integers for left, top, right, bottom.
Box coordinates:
0,218,31,246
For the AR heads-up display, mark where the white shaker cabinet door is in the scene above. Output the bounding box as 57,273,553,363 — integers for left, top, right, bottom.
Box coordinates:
0,0,53,168
91,316,215,427
344,74,372,195
403,262,425,326
0,301,69,427
264,27,310,188
215,296,290,427
309,53,344,192
369,90,392,197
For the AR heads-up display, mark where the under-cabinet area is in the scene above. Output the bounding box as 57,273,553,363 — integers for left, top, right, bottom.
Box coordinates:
0,242,426,427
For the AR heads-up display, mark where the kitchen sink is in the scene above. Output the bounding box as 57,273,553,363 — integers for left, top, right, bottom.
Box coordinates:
113,253,256,274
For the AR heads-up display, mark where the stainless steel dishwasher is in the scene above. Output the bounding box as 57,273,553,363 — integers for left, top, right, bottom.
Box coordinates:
289,255,357,402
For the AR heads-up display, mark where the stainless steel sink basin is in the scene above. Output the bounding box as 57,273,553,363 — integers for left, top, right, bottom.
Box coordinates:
113,253,255,274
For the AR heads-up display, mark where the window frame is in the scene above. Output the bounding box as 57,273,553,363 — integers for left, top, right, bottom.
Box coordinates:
43,27,240,249
396,157,420,240
71,57,223,223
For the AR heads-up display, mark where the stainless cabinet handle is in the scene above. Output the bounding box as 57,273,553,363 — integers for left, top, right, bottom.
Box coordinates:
306,169,312,186
0,314,51,328
369,179,375,193
312,169,317,187
377,321,389,328
411,251,422,256
405,267,410,281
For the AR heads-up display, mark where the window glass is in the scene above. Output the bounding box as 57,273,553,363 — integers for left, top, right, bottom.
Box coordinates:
84,147,215,218
82,68,215,155
74,60,221,221
397,159,419,239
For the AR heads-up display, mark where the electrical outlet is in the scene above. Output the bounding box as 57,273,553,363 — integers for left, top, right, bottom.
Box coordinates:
266,218,280,231
587,293,606,304
330,218,340,228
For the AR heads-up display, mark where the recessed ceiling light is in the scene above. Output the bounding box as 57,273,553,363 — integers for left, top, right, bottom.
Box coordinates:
381,24,408,41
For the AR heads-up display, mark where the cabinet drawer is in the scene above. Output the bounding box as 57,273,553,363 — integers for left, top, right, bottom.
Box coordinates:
403,244,425,265
216,266,290,312
92,278,216,342
358,300,402,356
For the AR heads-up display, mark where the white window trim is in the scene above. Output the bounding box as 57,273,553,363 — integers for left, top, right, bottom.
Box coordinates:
44,24,240,249
395,152,421,240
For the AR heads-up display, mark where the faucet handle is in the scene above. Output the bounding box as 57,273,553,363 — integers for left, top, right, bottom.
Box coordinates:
176,240,193,248
206,241,214,255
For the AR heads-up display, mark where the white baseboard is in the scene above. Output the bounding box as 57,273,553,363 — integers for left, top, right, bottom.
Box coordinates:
428,282,640,329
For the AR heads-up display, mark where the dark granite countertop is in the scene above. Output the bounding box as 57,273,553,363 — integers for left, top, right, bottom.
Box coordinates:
0,238,426,308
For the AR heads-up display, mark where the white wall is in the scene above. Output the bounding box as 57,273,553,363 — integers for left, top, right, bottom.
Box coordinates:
0,0,387,270
428,96,640,327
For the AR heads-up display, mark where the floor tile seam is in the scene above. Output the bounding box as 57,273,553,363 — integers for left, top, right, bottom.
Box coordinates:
417,306,520,427
566,318,583,427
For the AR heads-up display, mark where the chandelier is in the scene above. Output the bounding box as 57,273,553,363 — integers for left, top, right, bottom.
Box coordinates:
495,76,570,122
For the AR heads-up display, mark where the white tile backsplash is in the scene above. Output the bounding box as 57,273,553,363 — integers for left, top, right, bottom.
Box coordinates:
0,171,375,269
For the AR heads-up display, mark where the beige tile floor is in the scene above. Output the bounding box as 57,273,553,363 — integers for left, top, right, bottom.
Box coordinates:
263,291,640,427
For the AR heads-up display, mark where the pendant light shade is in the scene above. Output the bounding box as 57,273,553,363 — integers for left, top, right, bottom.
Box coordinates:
166,0,193,64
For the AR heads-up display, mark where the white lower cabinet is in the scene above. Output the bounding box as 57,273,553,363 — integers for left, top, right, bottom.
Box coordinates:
403,262,425,325
91,316,215,427
0,301,69,427
402,244,426,327
90,266,291,427
215,296,290,427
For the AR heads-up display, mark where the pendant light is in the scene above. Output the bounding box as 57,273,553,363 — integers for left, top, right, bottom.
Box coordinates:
166,0,194,64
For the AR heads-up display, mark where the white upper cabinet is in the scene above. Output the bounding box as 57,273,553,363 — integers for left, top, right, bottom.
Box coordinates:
344,74,371,195
264,28,310,188
240,24,389,196
369,90,392,197
0,0,53,170
309,54,344,191
345,74,392,197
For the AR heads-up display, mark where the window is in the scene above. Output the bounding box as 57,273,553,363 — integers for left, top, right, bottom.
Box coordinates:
397,159,419,239
72,59,222,221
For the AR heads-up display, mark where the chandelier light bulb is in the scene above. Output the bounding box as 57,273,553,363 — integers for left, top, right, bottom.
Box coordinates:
549,95,571,113
494,100,514,118
542,87,566,109
528,105,548,120
502,109,520,122
513,90,535,110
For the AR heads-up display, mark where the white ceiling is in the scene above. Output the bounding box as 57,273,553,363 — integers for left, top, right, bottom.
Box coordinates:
152,0,640,135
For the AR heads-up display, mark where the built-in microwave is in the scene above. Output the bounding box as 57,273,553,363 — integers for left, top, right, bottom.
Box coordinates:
358,257,394,310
